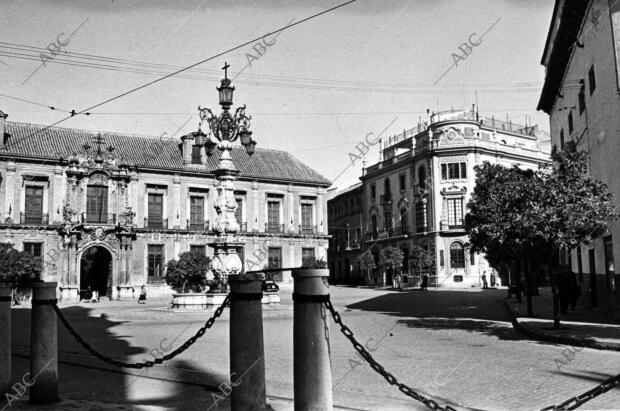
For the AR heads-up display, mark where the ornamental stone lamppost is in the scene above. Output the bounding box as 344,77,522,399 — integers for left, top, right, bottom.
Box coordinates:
198,63,256,293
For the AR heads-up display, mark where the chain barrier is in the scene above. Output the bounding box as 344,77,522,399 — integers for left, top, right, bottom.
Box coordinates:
540,371,620,410
51,295,230,369
323,299,458,411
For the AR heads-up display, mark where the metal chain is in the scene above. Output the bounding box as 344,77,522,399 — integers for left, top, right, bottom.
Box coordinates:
52,295,230,369
540,371,620,410
323,299,458,411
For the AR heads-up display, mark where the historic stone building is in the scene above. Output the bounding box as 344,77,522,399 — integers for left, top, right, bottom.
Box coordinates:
0,111,330,301
538,0,620,318
337,107,550,287
327,182,363,284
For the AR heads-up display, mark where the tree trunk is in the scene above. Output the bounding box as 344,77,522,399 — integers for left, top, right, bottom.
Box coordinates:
525,258,534,317
551,250,561,329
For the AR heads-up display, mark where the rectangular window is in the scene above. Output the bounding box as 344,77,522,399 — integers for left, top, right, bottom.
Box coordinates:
371,215,377,235
301,203,313,229
399,174,406,191
235,198,243,224
568,112,574,134
415,202,426,232
560,129,565,149
267,200,281,232
384,211,392,232
370,184,376,200
400,208,409,234
447,198,463,227
23,242,42,257
439,250,444,267
148,245,164,279
441,162,466,180
191,145,202,164
190,245,206,255
589,65,596,95
268,247,281,268
148,193,164,228
302,248,315,261
579,86,586,114
24,185,44,223
86,185,108,223
189,196,204,229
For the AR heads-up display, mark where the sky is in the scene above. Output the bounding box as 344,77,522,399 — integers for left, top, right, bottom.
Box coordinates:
0,0,555,191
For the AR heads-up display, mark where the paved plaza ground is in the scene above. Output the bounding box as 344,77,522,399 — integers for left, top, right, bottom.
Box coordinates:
6,286,620,410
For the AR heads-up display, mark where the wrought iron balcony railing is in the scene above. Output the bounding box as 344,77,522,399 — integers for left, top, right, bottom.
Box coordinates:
187,220,209,231
145,217,168,229
299,225,317,235
20,213,49,225
82,213,117,225
441,221,464,231
265,223,284,234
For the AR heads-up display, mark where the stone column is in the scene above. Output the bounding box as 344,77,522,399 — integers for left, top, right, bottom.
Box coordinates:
229,273,267,410
317,194,324,234
30,282,58,404
52,167,64,225
0,284,11,394
293,269,332,411
252,180,259,232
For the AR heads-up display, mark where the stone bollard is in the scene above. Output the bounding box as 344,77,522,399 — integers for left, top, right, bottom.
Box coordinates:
0,284,11,394
293,268,333,411
30,282,58,404
229,273,267,410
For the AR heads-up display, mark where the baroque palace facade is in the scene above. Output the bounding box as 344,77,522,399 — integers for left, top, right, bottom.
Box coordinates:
0,111,330,301
329,107,551,287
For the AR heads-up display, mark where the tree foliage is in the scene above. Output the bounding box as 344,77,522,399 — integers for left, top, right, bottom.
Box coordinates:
0,243,42,300
379,246,404,269
409,245,434,274
466,144,616,266
164,251,211,293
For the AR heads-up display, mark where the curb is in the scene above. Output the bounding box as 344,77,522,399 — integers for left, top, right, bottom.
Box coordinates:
504,301,620,351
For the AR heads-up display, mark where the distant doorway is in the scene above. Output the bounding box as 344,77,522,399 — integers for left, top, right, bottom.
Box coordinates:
80,247,113,297
589,249,598,308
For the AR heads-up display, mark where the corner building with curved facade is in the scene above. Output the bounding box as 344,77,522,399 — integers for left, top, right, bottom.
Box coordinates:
0,111,330,301
331,107,550,287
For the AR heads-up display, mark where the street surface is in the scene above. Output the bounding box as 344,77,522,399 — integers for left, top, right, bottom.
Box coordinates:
9,286,620,410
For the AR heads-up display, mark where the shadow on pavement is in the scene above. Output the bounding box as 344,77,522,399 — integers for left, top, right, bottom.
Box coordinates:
10,304,228,411
347,289,538,342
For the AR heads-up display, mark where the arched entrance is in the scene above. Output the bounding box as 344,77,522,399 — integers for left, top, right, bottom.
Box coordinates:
80,246,113,297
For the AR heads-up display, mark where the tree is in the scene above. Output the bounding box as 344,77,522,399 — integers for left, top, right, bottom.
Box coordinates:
409,245,434,276
359,252,376,285
164,251,211,293
0,243,42,302
466,143,616,326
379,246,404,283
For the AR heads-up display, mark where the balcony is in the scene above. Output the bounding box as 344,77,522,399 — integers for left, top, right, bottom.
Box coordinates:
82,213,117,225
20,213,49,225
441,221,464,231
300,225,317,235
380,193,392,205
265,223,284,234
187,220,209,231
145,217,168,229
238,221,248,232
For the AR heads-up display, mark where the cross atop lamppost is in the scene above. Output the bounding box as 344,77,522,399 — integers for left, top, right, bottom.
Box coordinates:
197,63,257,290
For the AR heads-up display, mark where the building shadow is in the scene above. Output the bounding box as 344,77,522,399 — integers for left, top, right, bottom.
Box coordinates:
346,289,551,343
10,304,230,410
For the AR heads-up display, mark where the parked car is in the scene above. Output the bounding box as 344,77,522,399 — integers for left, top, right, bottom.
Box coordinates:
261,280,279,292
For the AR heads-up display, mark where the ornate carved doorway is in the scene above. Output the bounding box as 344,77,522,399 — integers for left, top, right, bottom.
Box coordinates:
80,246,113,297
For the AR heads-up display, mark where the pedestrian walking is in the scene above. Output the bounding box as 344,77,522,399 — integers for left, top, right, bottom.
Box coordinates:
481,272,488,289
138,285,147,304
490,272,496,287
420,274,428,291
